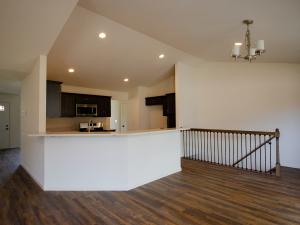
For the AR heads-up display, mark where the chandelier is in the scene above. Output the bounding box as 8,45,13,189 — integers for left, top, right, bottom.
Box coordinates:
231,20,265,62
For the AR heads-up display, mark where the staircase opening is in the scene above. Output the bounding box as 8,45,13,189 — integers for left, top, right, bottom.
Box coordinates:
181,128,280,176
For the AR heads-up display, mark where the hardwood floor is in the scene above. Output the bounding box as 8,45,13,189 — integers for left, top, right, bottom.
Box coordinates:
0,149,300,225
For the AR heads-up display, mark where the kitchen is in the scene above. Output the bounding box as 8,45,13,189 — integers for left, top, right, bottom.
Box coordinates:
29,77,180,191
19,3,183,192
45,78,176,133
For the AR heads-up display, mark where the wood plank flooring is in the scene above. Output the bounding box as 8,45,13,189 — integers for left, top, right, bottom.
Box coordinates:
0,149,300,225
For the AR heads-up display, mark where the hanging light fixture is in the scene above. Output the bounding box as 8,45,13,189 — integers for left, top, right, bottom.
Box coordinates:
231,20,265,62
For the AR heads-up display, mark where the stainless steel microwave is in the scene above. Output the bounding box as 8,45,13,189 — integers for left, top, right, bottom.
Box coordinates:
76,104,97,117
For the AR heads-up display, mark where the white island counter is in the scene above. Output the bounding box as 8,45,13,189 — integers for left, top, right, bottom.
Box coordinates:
26,129,181,191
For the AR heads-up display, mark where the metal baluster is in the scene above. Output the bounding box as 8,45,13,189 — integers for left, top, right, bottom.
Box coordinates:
250,134,252,171
197,131,200,160
269,135,272,174
264,135,267,172
245,134,247,170
213,132,216,163
210,132,212,163
188,130,191,159
259,135,262,172
232,133,235,165
217,132,219,164
206,131,209,162
193,131,195,160
254,135,257,171
240,134,243,169
225,133,227,165
236,134,239,168
221,133,223,165
228,133,231,165
200,131,203,161
204,132,206,162
183,131,185,158
197,131,199,160
195,131,197,160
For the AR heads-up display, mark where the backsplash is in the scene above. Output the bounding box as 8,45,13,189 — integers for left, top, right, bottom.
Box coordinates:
46,117,110,132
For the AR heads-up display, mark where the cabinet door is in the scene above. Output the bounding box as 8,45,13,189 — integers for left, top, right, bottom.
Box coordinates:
97,96,111,117
75,94,98,104
145,96,164,106
167,114,176,128
164,93,175,115
46,81,61,118
61,93,76,117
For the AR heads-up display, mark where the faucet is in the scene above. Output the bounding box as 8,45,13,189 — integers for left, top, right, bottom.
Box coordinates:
88,120,93,132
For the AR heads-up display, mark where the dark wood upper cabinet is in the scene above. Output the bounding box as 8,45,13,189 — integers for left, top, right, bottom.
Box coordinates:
167,114,176,128
61,93,76,117
60,93,111,118
97,96,111,117
145,93,176,128
145,96,164,106
75,94,98,105
46,80,62,118
164,93,175,115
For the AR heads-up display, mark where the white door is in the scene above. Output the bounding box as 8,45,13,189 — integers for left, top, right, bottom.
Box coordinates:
120,103,128,132
0,102,10,149
110,100,121,132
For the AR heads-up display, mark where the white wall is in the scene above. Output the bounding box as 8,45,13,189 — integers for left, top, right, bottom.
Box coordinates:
175,62,300,168
0,93,20,148
21,55,47,187
127,76,175,130
42,130,180,191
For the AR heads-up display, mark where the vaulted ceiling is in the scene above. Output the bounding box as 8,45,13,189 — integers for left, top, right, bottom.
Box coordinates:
1,0,300,93
79,0,300,63
47,0,300,91
0,0,78,93
47,6,200,91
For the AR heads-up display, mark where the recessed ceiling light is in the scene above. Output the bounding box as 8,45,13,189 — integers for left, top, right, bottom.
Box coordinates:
159,54,165,59
123,78,129,82
234,42,242,46
68,68,75,73
99,32,106,39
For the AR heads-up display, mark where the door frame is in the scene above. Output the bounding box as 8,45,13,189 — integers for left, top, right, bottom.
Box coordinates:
0,101,10,149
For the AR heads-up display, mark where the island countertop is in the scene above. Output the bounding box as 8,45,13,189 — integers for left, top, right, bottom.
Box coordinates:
30,129,178,137
26,128,181,191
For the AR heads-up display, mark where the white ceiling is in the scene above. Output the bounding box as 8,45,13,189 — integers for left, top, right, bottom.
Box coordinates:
2,0,299,93
79,0,300,63
0,0,78,93
47,6,200,91
0,70,24,94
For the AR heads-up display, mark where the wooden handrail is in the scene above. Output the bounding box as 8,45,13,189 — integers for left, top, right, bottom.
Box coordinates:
190,128,276,136
232,135,275,166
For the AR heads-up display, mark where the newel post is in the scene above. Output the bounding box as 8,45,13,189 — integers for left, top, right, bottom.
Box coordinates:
275,128,280,177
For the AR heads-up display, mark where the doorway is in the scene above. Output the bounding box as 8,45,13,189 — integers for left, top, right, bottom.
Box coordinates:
0,102,10,149
110,100,128,132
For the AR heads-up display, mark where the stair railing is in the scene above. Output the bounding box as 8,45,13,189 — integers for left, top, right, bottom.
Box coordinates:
181,128,280,176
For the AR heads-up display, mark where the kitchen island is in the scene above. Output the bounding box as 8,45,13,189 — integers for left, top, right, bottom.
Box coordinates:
28,129,181,191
